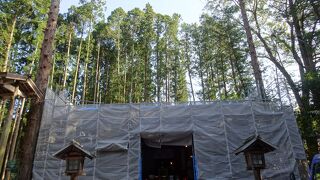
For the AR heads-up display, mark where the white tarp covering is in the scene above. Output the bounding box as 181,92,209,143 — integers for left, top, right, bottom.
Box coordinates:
33,90,306,180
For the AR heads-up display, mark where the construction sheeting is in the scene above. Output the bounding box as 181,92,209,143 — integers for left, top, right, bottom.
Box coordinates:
33,90,306,179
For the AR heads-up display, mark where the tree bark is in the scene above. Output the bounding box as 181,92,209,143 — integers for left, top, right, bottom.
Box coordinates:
18,1,60,179
238,0,266,100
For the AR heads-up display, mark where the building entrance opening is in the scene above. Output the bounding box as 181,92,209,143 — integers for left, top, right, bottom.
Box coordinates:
141,139,194,180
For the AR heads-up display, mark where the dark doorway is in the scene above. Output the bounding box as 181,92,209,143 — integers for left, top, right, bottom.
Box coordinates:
141,140,194,180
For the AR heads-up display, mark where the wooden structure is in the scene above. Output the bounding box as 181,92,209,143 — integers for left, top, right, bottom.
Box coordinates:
234,135,276,180
0,72,43,179
53,140,94,180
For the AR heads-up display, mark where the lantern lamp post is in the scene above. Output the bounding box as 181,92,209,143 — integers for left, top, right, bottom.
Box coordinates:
53,140,94,180
234,135,276,180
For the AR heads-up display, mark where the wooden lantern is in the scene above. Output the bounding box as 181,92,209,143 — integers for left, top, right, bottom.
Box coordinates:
234,135,276,180
53,140,93,180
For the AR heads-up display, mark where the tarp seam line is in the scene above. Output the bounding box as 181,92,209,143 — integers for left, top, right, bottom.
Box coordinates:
92,104,99,179
42,90,55,179
221,101,233,178
127,104,130,180
283,110,299,176
251,101,258,135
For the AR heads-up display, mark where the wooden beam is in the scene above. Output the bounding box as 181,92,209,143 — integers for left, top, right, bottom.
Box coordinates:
0,72,27,81
1,84,15,92
26,79,43,99
0,93,15,98
0,79,16,85
1,84,26,98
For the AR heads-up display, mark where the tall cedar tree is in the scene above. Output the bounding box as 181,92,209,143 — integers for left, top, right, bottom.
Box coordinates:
18,0,60,179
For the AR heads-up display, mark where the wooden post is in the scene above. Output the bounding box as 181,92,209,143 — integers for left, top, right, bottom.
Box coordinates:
0,95,16,177
70,174,78,180
0,99,8,125
253,168,262,180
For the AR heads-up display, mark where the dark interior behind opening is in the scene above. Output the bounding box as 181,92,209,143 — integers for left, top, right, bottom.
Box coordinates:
141,140,194,180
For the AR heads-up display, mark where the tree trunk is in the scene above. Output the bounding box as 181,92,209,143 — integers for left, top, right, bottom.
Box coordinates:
123,52,127,103
94,43,100,103
187,59,195,103
156,37,161,102
238,0,266,100
0,96,15,176
129,44,135,103
29,41,40,75
62,26,73,89
116,32,121,102
184,33,195,103
288,21,309,108
209,63,216,100
198,49,205,101
0,100,7,125
288,0,320,109
144,51,148,102
2,16,17,72
3,98,25,180
72,30,84,103
18,1,60,179
230,54,240,97
221,57,228,99
82,21,92,104
253,29,304,110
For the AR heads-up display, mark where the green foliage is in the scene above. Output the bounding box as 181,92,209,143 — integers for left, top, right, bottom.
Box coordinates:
0,0,50,73
206,0,320,159
41,2,252,104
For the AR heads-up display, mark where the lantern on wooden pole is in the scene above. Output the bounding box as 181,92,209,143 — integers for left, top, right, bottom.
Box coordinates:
234,135,276,180
53,140,94,180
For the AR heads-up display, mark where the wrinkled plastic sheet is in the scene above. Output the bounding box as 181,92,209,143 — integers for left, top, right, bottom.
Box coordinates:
33,90,306,179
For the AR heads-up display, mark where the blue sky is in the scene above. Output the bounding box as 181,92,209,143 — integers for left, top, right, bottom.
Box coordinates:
60,0,207,24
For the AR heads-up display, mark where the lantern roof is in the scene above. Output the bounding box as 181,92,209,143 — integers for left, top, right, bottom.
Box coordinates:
234,134,276,155
53,140,94,160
